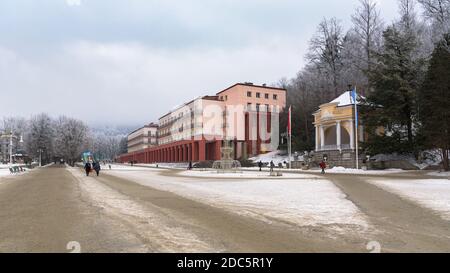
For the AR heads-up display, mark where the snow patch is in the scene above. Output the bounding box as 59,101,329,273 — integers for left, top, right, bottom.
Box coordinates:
179,170,321,179
369,179,450,221
427,171,450,178
66,166,217,252
322,167,406,175
107,169,369,230
250,150,298,165
372,150,446,170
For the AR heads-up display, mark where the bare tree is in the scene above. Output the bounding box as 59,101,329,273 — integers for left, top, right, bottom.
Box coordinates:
351,0,384,93
418,0,450,24
398,0,418,31
54,116,88,166
2,117,29,137
418,0,450,49
26,113,55,164
307,18,344,98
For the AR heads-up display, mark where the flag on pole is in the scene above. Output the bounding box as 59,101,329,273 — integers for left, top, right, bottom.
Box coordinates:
287,106,292,136
351,88,358,129
351,87,360,169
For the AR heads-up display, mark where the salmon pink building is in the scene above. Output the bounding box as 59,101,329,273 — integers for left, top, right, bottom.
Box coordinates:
119,83,286,164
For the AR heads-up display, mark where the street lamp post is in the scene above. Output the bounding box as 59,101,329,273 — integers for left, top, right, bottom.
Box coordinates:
9,131,13,165
38,148,43,167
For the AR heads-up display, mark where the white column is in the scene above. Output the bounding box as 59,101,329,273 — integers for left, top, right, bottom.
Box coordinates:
315,126,319,151
320,126,325,150
349,120,355,150
336,121,341,150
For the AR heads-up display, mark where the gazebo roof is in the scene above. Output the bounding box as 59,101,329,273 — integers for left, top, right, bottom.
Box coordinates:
329,91,363,107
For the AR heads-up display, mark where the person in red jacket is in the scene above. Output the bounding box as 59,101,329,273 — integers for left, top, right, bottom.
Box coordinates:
319,161,327,174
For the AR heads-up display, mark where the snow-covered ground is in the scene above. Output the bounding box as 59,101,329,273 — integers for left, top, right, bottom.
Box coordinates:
105,168,369,230
308,166,407,175
75,163,152,171
0,164,30,178
371,150,446,170
67,166,215,252
0,168,11,178
427,171,450,179
240,166,407,176
138,163,189,169
369,179,450,221
178,169,321,179
249,150,298,165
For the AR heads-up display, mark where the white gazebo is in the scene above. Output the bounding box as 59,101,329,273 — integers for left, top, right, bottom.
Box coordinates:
312,91,364,168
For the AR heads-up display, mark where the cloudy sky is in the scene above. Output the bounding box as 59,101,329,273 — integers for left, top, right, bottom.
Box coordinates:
0,0,400,126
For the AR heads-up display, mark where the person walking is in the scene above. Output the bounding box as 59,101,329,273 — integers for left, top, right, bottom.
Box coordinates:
319,161,327,174
258,161,263,172
188,161,193,170
84,162,91,176
270,161,275,173
93,162,101,176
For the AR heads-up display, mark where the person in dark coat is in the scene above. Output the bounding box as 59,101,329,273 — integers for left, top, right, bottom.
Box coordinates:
93,162,101,176
269,161,275,173
188,161,193,170
258,161,263,172
84,162,91,176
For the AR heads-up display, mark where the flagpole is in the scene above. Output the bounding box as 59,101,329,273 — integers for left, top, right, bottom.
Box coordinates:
354,87,359,170
288,106,292,169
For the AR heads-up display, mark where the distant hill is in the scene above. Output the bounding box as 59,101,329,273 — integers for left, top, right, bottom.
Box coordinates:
89,124,139,138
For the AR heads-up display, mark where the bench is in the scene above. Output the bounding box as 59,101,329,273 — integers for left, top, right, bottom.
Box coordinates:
8,166,26,175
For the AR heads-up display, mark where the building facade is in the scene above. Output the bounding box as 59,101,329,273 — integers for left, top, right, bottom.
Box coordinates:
0,132,23,164
127,123,158,153
313,91,365,168
119,83,286,163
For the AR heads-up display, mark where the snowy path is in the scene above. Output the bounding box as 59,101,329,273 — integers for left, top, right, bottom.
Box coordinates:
104,168,369,230
369,179,450,221
68,167,215,252
328,174,450,252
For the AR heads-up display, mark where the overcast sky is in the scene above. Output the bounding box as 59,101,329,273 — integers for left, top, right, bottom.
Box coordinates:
0,0,400,126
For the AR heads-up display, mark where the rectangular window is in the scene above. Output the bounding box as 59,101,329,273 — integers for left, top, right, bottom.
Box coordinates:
273,94,278,100
247,91,252,97
256,92,261,98
256,103,260,112
265,93,269,99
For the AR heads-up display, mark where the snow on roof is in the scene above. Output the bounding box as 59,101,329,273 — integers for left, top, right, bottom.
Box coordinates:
329,91,364,107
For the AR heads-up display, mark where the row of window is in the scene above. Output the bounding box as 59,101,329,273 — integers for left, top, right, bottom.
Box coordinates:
247,103,272,111
247,91,277,100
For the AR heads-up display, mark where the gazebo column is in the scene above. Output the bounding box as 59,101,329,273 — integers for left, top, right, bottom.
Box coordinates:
349,120,355,150
320,125,325,151
336,121,341,150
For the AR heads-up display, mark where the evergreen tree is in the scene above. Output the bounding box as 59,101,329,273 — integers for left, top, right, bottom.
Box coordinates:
361,25,424,155
418,34,450,171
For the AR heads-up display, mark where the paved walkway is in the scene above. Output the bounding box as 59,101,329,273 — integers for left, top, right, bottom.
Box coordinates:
0,165,147,252
328,174,450,252
1,165,449,252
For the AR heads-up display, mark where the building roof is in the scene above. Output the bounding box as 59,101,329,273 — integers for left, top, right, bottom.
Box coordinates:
329,91,364,107
216,83,287,95
128,123,158,136
157,83,285,120
158,95,222,120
